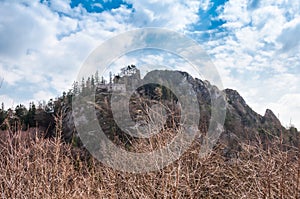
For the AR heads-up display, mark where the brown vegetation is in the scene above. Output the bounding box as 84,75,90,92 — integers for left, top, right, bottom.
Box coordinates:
0,115,299,198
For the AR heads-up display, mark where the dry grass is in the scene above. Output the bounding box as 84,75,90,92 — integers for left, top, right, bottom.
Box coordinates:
0,117,299,198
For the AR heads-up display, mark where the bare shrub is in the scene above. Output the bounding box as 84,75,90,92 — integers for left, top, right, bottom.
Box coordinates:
0,113,299,198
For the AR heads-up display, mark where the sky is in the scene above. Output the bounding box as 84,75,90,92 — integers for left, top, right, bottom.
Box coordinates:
0,0,299,128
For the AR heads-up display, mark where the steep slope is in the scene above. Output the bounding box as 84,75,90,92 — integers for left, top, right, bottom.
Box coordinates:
59,70,299,154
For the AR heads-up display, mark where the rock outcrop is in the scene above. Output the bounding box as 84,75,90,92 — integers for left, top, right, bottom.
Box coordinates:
60,69,299,154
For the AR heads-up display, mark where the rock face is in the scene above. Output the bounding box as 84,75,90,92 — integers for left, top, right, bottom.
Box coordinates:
178,73,299,156
263,109,282,127
62,105,76,143
61,70,299,153
222,88,298,154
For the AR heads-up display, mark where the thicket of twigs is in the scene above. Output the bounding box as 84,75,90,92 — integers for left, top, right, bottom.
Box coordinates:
0,116,299,198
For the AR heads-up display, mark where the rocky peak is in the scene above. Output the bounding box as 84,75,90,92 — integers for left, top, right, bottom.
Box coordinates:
263,109,281,127
59,69,298,152
224,89,247,107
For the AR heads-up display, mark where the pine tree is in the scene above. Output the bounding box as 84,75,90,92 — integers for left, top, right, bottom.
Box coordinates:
91,75,95,88
0,102,6,129
45,99,54,113
27,102,36,127
81,77,85,95
95,70,100,85
72,81,79,95
15,104,28,129
67,89,73,103
86,77,91,94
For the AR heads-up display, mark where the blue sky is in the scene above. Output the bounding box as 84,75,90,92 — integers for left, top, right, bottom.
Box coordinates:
0,0,299,128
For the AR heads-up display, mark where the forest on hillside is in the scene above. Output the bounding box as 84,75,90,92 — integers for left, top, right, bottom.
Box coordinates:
0,69,107,132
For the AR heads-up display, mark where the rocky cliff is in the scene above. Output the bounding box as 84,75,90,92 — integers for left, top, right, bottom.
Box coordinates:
60,70,298,155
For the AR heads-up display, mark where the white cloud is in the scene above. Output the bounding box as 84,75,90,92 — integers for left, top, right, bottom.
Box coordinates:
47,0,72,14
219,0,251,29
92,3,103,9
0,0,204,104
125,0,200,31
0,0,134,103
268,93,300,128
278,17,300,53
33,90,56,101
0,1,57,59
0,95,14,109
0,0,299,129
199,0,213,11
203,0,300,128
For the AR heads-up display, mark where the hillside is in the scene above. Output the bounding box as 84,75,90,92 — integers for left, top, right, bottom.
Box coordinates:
1,67,298,153
62,68,299,155
1,67,300,198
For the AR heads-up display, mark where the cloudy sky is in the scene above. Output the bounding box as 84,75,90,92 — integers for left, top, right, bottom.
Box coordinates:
0,0,299,128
